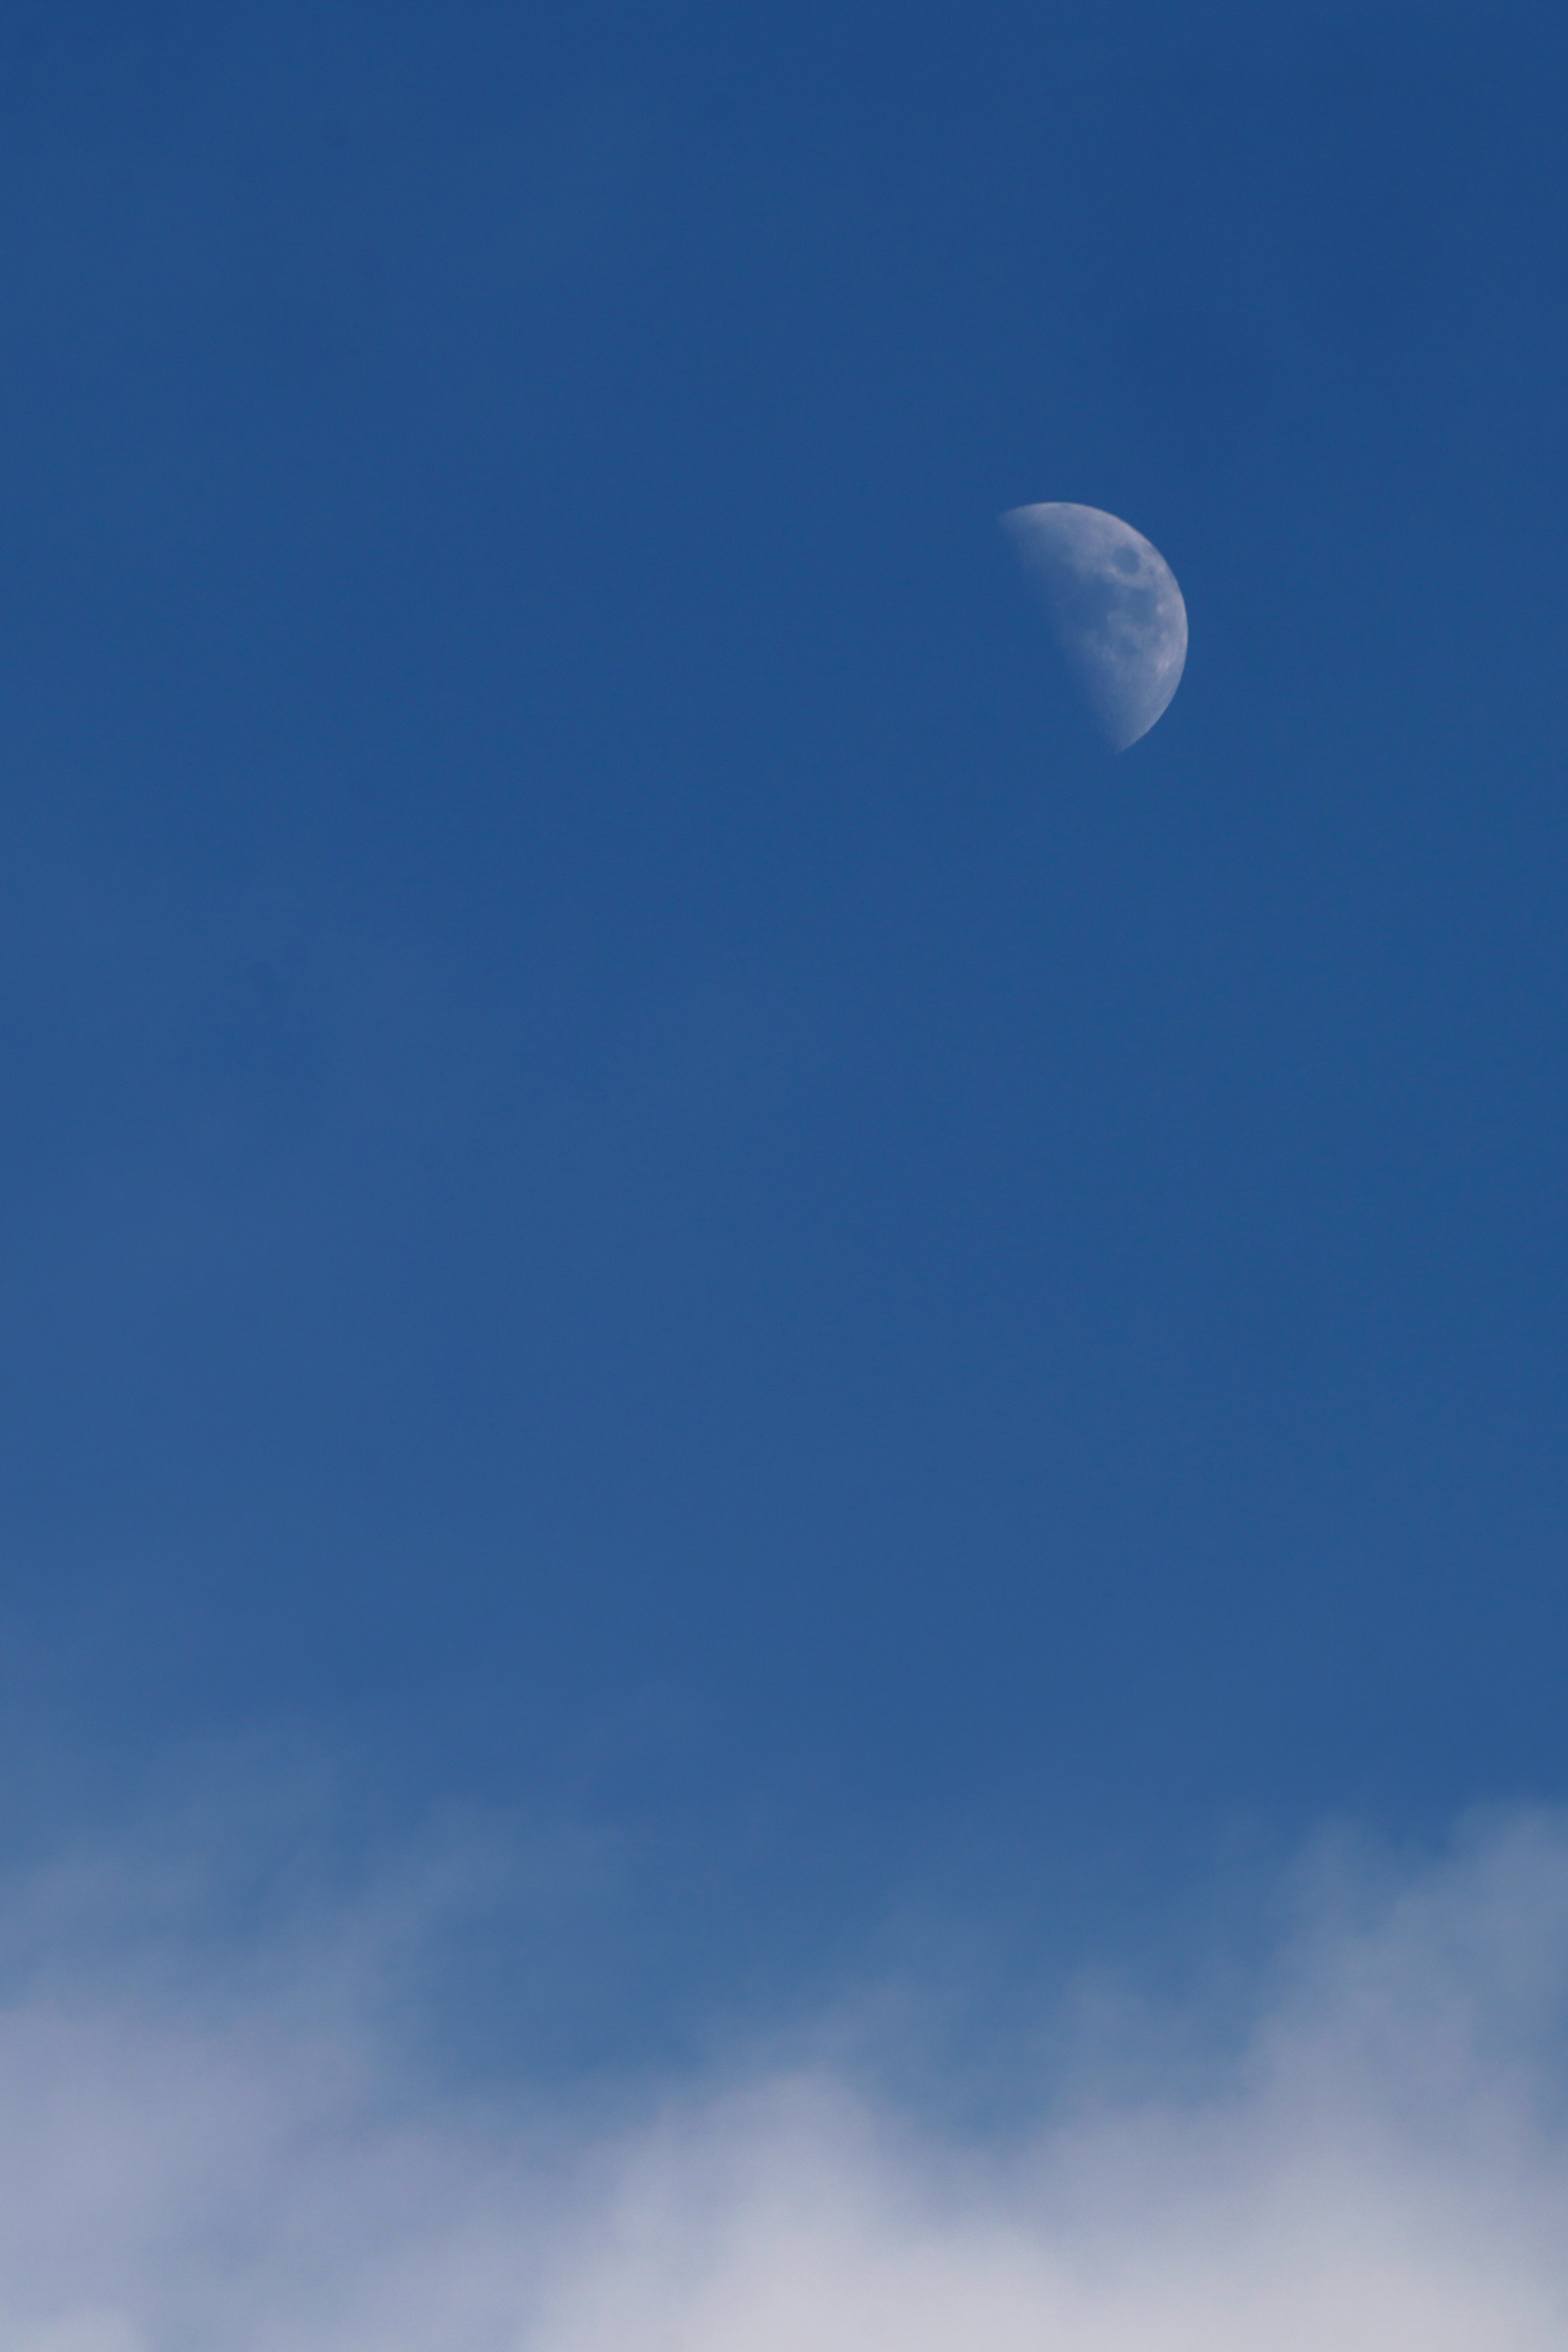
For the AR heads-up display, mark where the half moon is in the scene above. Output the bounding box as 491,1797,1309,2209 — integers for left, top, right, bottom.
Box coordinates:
1002,503,1187,751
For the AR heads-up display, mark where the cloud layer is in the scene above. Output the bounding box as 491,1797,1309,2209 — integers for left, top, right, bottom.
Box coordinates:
2,1808,1567,2350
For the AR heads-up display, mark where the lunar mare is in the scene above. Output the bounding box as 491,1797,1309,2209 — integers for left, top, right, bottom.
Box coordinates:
1002,502,1187,751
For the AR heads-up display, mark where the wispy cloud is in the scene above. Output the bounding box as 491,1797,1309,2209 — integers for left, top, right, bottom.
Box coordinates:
0,1805,1566,2350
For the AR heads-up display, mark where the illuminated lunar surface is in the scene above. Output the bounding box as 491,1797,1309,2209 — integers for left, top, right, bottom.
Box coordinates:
1003,501,1187,751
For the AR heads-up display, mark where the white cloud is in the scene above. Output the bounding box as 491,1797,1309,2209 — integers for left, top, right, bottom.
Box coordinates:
0,1807,1565,2350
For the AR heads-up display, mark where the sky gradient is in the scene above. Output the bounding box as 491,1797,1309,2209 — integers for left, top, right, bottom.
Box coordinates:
2,0,1568,2336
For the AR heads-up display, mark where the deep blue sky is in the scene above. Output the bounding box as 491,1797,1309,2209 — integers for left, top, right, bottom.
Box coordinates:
1,0,1566,2053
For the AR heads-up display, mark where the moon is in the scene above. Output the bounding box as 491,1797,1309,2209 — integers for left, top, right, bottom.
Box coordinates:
1002,503,1187,751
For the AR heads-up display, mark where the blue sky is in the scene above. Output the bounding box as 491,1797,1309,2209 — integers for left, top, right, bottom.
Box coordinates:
3,0,1568,2334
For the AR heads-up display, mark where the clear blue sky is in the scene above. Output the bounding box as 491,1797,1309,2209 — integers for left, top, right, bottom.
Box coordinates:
1,0,1566,2078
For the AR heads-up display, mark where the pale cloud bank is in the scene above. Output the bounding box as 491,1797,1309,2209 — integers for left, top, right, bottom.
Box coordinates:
0,1807,1566,2351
